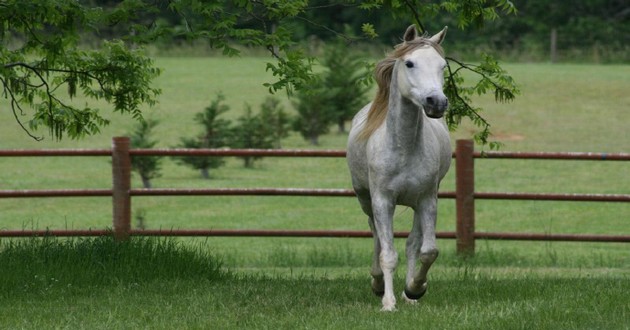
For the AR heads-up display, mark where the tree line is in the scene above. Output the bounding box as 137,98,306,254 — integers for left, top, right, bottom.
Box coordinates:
80,0,629,62
129,41,370,187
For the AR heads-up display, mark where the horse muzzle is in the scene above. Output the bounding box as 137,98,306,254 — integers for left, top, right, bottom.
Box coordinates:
423,94,448,118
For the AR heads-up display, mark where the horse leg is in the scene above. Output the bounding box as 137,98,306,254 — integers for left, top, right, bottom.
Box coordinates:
357,195,385,296
371,195,398,311
368,216,385,296
403,198,439,302
403,216,424,303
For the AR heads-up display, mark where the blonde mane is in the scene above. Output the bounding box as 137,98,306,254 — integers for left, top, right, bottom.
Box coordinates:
357,38,444,141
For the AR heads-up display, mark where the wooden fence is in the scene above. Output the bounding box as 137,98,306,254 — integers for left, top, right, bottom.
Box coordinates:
1,137,629,255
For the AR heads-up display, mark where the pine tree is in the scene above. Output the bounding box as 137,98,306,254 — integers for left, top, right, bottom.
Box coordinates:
232,105,272,167
322,41,371,133
173,94,232,179
292,78,335,146
292,42,371,144
259,96,291,149
129,119,162,189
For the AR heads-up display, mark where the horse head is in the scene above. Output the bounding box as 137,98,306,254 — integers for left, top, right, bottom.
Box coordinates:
396,25,449,119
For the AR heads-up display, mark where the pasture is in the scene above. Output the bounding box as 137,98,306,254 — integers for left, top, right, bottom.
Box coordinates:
0,58,629,327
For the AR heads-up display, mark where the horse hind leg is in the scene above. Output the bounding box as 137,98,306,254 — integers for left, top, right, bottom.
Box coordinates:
403,250,438,303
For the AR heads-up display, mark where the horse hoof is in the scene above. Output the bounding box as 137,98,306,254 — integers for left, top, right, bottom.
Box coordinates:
403,282,428,302
380,305,397,312
371,278,385,297
402,291,419,304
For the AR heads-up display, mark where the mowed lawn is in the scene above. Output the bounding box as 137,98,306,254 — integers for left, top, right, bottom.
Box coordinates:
0,58,628,328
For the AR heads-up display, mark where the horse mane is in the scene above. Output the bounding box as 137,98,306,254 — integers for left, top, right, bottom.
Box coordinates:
357,37,444,141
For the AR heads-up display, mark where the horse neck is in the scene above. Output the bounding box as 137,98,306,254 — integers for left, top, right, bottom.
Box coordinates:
385,75,424,150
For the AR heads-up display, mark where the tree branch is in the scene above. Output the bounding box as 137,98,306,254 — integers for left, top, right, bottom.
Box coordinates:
445,60,491,129
0,77,43,140
402,0,426,33
446,56,516,103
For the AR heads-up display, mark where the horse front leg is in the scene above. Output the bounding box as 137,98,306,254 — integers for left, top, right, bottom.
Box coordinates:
370,195,398,311
403,197,439,303
368,216,384,296
358,195,385,297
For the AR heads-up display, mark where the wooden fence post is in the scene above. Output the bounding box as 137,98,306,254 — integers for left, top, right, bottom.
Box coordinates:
455,139,475,256
112,137,131,240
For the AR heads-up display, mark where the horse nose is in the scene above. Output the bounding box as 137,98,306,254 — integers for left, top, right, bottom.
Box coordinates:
426,96,447,108
426,95,448,111
425,95,448,118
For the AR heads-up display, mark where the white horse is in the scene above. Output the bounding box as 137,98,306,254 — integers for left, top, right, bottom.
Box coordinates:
346,25,451,312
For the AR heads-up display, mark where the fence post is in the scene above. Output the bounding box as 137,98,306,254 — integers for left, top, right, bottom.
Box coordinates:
112,137,131,240
455,139,475,256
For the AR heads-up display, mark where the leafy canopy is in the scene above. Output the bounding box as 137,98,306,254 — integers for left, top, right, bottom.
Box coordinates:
1,0,161,140
2,0,519,146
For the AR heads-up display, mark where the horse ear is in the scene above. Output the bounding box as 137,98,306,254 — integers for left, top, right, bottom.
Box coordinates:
403,25,418,42
429,26,448,45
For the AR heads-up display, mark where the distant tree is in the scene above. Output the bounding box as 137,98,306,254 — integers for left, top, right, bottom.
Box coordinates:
292,78,336,146
291,42,369,142
321,41,371,133
129,119,162,189
231,105,274,168
231,97,290,167
259,96,291,149
173,94,232,179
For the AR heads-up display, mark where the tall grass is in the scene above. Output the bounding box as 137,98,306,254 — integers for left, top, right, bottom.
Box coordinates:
0,236,225,299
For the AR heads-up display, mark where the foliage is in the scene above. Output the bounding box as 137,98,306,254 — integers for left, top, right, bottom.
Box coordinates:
232,97,290,167
164,0,522,147
358,0,517,33
172,94,232,179
322,40,371,133
291,40,370,144
445,54,518,149
128,118,162,188
259,96,291,149
4,0,628,144
232,105,274,167
2,0,530,146
291,77,336,145
0,0,161,140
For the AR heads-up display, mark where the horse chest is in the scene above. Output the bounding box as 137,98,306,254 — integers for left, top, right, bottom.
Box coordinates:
397,163,437,202
371,154,439,206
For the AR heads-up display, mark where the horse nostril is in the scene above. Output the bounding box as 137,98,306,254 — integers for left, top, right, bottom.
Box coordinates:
426,97,435,105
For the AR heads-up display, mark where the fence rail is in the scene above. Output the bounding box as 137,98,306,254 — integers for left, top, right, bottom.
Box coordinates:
1,137,629,254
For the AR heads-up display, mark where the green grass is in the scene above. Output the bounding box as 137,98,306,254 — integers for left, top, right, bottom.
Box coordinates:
0,236,224,295
0,237,627,329
0,59,629,327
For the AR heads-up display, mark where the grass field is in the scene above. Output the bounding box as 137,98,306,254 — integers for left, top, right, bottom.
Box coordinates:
1,237,628,329
0,58,629,327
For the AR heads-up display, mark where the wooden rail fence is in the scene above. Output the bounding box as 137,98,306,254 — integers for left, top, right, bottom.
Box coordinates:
1,137,628,255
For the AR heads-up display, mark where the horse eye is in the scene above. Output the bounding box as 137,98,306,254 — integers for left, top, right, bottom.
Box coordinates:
405,61,414,68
